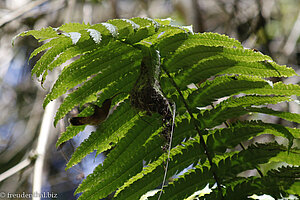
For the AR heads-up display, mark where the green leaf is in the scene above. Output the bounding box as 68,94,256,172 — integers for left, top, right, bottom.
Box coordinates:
268,149,300,166
86,29,102,44
16,17,300,200
32,37,72,77
76,114,162,200
197,95,293,129
115,138,206,200
166,45,271,73
43,41,141,108
58,22,89,32
175,58,296,89
188,75,296,108
12,26,58,45
247,107,300,124
149,166,214,200
66,100,139,169
56,126,85,148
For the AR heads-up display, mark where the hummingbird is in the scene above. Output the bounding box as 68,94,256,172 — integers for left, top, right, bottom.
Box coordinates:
70,92,124,126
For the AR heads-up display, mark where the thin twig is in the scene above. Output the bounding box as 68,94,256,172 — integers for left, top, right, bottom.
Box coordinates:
162,65,224,200
0,157,32,182
157,103,176,200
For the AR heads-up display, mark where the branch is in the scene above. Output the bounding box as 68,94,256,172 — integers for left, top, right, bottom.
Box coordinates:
32,100,56,200
0,152,36,182
0,0,49,28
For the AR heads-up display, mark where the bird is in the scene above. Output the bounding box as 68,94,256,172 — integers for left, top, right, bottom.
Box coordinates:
70,92,124,126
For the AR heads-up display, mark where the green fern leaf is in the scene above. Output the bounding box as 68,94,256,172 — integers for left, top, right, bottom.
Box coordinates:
224,120,297,149
58,22,89,32
247,107,300,124
149,166,214,200
55,106,95,148
175,58,296,89
221,166,300,199
157,32,244,59
66,100,139,169
114,138,206,200
216,143,283,180
12,27,58,45
151,143,282,200
107,19,139,39
32,37,72,77
198,103,300,129
166,45,271,73
268,149,300,166
53,58,139,125
287,181,300,195
206,124,264,154
76,114,162,199
28,37,62,62
15,17,300,200
188,75,297,108
43,41,141,109
56,126,85,148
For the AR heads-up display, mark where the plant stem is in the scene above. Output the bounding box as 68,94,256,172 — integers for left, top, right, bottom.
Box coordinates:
32,100,56,200
162,66,224,200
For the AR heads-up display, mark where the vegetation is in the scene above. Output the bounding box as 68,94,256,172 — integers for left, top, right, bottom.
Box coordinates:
15,17,300,199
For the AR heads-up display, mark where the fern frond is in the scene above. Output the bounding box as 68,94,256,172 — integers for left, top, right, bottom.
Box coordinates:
206,122,265,154
12,27,58,44
149,166,214,200
269,149,300,166
188,75,299,108
28,37,61,62
107,19,139,39
188,33,244,48
55,106,96,148
66,100,139,169
198,103,300,129
166,45,271,73
43,41,141,109
114,138,206,200
247,107,300,123
287,181,300,195
76,114,162,200
53,59,139,125
32,37,72,77
220,120,298,150
175,58,296,89
56,126,85,148
16,17,300,200
216,143,283,180
221,166,300,199
157,32,243,59
150,143,283,200
58,22,89,32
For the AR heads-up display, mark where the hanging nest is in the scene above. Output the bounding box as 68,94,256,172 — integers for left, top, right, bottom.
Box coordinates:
130,60,171,120
130,49,172,150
